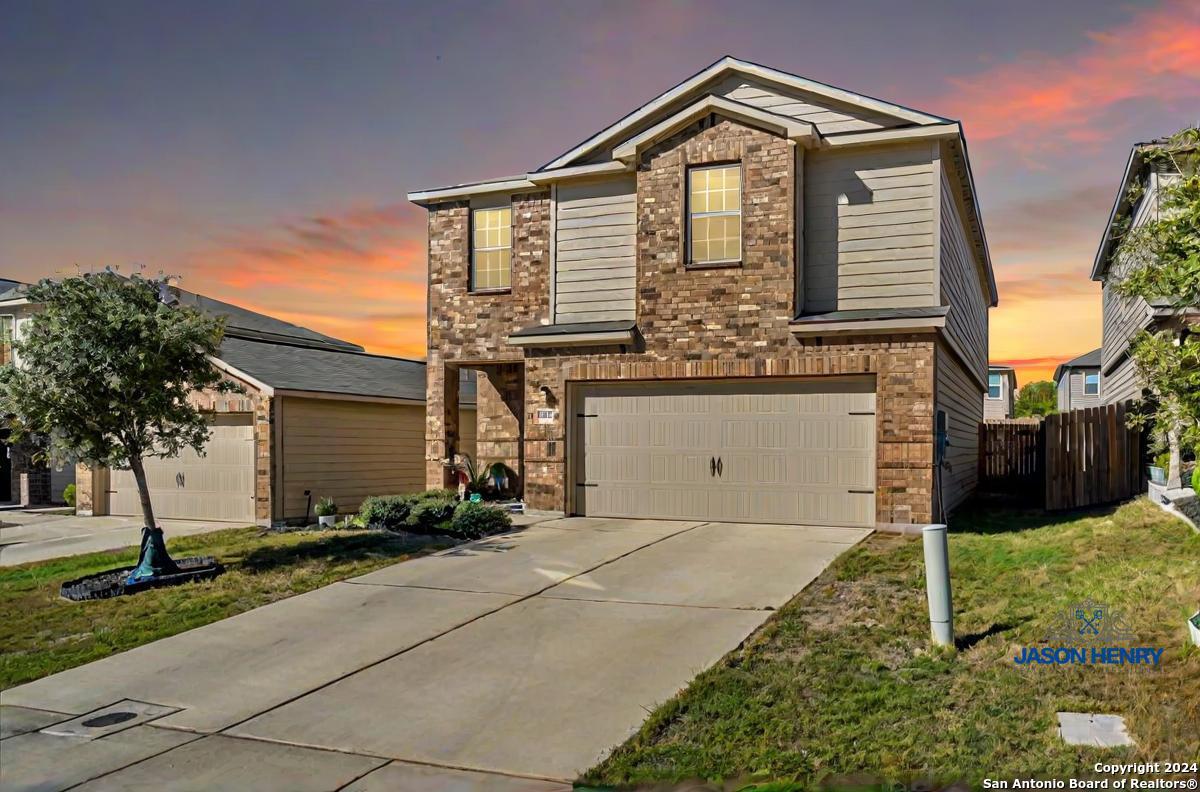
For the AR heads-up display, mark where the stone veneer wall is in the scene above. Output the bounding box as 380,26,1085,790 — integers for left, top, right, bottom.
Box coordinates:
426,115,939,524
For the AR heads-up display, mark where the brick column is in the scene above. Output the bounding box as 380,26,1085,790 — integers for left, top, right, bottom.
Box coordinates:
425,356,460,489
524,357,566,512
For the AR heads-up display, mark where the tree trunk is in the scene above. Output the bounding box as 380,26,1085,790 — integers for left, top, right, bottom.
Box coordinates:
128,454,157,529
1167,424,1184,490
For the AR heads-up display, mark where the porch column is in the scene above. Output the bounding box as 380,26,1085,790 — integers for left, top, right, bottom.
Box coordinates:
476,363,524,495
425,356,460,489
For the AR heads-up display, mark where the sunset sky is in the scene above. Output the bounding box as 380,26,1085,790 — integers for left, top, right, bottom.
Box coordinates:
3,0,1198,386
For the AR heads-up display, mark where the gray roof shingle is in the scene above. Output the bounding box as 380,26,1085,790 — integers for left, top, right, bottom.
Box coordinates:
216,336,476,404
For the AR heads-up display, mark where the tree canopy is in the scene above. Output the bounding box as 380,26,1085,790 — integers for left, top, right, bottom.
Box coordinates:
0,272,237,528
1014,380,1057,418
1112,127,1200,472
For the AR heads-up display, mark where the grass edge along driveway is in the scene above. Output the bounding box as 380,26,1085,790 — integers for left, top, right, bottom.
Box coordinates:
0,526,450,690
583,499,1200,789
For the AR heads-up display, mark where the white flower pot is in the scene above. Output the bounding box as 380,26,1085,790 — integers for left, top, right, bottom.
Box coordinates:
318,515,336,528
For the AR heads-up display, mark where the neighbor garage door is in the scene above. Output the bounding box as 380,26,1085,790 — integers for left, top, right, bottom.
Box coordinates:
110,414,256,522
574,378,876,527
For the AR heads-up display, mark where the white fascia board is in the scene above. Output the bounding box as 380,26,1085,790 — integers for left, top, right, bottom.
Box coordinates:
272,389,426,406
407,177,538,206
507,329,636,347
789,315,946,335
541,55,944,170
526,161,631,184
209,356,274,396
611,95,817,162
822,123,961,148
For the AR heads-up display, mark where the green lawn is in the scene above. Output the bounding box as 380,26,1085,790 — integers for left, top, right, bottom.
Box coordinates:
584,499,1200,790
0,526,449,690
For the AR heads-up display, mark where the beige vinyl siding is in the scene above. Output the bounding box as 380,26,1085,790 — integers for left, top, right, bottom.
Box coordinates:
554,177,637,323
1100,172,1166,399
1058,370,1102,411
1101,356,1141,404
937,344,981,516
459,406,478,462
939,165,989,383
712,76,904,135
983,380,1011,420
278,398,428,520
803,143,936,313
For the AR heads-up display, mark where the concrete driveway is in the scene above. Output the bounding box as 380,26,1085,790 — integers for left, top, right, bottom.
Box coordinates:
0,512,238,566
0,516,870,790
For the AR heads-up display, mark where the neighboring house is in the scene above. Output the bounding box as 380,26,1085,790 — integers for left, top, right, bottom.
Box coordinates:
0,280,477,523
411,56,996,527
1092,139,1195,404
1053,348,1101,411
984,364,1016,420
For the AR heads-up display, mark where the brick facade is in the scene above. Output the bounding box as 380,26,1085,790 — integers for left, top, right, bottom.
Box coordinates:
426,115,937,524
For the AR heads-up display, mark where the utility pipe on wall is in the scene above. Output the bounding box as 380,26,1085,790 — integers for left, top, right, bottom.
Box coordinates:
922,523,953,646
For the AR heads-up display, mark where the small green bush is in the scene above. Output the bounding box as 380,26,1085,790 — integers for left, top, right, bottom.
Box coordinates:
359,495,413,531
1192,465,1199,492
63,483,77,507
405,495,458,534
314,496,337,517
448,501,512,540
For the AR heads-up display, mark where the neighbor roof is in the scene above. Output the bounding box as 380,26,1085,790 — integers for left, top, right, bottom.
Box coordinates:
170,286,363,352
1053,348,1101,383
0,278,26,299
216,336,476,404
1091,139,1177,281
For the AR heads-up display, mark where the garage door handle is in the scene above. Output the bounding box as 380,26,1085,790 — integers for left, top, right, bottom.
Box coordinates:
716,457,723,477
709,457,716,477
848,489,875,494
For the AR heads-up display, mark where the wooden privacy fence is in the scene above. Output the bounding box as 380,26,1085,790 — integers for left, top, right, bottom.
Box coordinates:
978,420,1042,497
979,402,1144,510
1043,402,1143,511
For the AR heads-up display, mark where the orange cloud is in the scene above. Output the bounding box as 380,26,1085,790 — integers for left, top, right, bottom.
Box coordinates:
931,0,1200,150
184,202,430,358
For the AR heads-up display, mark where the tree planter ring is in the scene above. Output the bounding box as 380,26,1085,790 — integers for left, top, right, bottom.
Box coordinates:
60,557,224,601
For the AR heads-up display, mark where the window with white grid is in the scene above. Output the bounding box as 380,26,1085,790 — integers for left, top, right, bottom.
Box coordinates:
471,206,511,290
688,164,741,265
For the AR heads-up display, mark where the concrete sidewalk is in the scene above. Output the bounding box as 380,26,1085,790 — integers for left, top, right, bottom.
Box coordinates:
1,516,870,790
0,513,239,566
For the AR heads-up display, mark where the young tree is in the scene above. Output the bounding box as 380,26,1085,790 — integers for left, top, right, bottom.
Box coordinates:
1014,380,1057,418
0,272,236,580
1112,127,1200,488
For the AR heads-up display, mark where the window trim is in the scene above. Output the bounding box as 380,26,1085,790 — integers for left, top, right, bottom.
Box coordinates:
1083,371,1100,396
686,161,743,269
469,204,513,294
987,373,1003,400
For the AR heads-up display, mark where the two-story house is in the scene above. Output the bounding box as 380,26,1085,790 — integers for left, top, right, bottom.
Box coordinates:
1092,139,1191,404
412,57,996,528
1053,348,1101,411
985,364,1016,420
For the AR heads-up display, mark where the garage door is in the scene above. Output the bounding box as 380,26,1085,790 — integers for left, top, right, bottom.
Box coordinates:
574,379,875,527
111,414,256,522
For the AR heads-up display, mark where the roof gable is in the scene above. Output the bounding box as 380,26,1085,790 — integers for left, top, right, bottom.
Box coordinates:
541,56,948,171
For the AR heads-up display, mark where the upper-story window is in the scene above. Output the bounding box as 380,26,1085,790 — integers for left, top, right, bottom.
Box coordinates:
987,373,1002,399
1084,372,1100,396
688,164,741,266
471,206,511,291
0,315,13,366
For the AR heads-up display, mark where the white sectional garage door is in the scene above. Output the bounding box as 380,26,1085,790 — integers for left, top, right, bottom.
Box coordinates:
574,379,876,527
110,414,256,523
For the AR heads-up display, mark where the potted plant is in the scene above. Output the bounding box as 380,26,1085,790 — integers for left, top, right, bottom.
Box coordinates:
315,497,337,527
1189,610,1200,647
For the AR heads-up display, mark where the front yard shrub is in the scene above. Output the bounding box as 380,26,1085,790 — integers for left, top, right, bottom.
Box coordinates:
1192,465,1199,492
62,483,76,507
448,501,512,540
359,495,412,531
405,494,458,534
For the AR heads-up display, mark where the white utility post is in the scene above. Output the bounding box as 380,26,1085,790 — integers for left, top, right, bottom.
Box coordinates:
922,523,953,646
